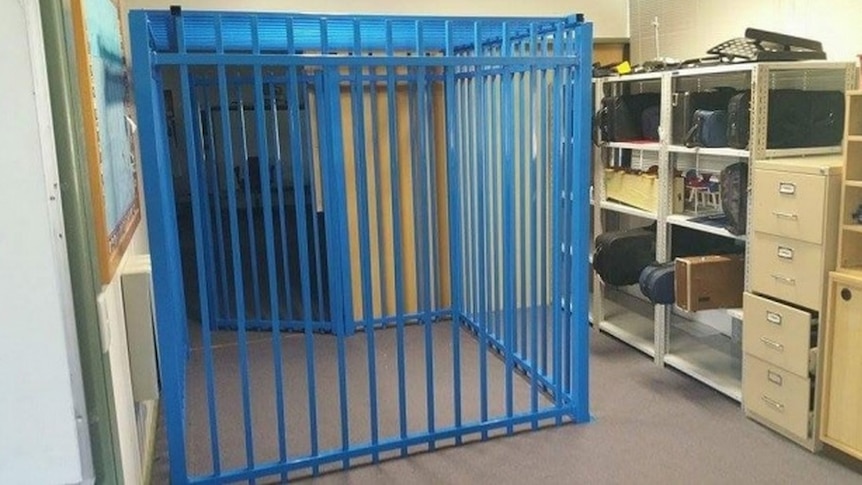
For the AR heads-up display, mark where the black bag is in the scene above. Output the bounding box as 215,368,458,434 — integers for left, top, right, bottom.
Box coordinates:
641,105,661,141
670,225,742,257
685,109,728,148
593,226,656,286
639,262,676,304
720,162,749,236
672,89,737,145
726,91,751,149
768,90,844,148
596,93,660,142
725,90,844,149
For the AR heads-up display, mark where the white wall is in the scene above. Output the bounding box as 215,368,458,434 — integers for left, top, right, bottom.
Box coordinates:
630,0,862,64
125,0,629,38
0,1,92,483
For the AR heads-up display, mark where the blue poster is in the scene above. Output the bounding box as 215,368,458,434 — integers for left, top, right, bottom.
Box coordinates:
85,0,137,243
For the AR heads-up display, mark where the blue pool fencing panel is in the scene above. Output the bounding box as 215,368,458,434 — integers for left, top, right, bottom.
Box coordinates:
130,8,592,484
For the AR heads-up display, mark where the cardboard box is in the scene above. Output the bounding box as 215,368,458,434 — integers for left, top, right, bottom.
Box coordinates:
675,254,745,312
604,169,684,213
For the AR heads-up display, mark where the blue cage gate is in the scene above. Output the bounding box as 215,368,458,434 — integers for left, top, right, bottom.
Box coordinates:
131,9,593,484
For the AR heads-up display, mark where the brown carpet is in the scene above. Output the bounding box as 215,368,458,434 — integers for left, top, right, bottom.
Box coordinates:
151,328,862,484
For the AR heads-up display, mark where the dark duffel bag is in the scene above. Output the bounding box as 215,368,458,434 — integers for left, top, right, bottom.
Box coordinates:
641,105,661,141
685,109,729,148
596,93,661,142
672,88,737,145
639,262,676,304
726,91,751,149
593,226,656,286
769,89,844,148
720,162,749,236
726,89,844,149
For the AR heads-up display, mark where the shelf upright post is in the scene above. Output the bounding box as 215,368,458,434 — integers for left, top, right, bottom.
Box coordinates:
591,78,607,329
746,64,770,292
655,72,673,364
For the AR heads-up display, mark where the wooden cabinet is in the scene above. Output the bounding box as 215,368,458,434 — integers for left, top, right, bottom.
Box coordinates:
821,272,862,460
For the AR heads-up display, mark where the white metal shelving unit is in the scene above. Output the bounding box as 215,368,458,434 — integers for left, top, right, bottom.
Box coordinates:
591,61,856,401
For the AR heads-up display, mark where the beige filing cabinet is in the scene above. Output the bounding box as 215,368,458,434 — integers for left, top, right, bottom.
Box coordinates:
821,272,862,460
744,155,842,450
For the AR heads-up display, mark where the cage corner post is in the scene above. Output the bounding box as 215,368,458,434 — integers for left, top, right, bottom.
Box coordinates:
570,18,593,424
128,9,189,483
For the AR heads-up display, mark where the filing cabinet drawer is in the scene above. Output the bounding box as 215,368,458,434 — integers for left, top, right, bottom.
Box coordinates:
750,232,825,311
743,292,815,377
744,354,812,439
752,169,826,244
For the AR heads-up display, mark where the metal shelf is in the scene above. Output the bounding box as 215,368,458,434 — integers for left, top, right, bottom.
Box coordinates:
763,146,842,159
598,71,663,83
599,200,657,220
726,308,744,320
597,289,656,358
668,145,749,157
604,141,661,151
666,316,742,402
592,61,855,403
667,214,745,240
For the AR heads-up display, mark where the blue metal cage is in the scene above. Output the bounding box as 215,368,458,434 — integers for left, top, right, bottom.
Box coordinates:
130,9,592,484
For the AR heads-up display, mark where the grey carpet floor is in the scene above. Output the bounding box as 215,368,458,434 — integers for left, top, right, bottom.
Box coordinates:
152,327,862,484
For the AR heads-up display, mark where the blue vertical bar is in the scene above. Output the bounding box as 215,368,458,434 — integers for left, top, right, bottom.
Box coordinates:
298,80,325,330
267,82,295,327
235,86,263,327
284,17,321,470
349,19,381,462
316,66,350,465
176,33,222,473
444,21,464,445
384,20,409,457
518,38,528,361
415,20,436,449
214,15,256,469
539,38,549,377
571,21,593,421
368,64,388,321
250,17,288,469
191,87,220,332
131,11,188,482
202,89,231,324
527,23,540,429
500,23,516,434
474,22,489,439
550,23,564,422
493,49,503,342
318,18,353,465
558,38,572,397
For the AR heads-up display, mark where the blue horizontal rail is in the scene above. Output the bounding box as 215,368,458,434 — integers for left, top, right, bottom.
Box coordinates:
153,52,581,68
142,10,583,54
188,408,573,485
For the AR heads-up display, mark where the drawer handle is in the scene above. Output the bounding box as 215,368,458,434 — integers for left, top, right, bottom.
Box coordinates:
771,274,796,285
761,337,784,352
762,395,785,413
777,246,794,260
778,182,797,195
766,311,782,325
772,211,799,220
767,370,784,386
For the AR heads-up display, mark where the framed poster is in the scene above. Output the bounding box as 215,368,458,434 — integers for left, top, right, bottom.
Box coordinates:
71,0,141,283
